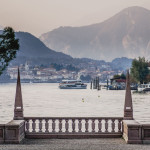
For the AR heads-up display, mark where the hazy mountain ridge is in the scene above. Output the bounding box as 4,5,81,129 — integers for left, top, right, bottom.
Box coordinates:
0,30,72,64
14,32,132,70
40,6,150,61
0,29,132,71
111,57,133,70
12,32,73,65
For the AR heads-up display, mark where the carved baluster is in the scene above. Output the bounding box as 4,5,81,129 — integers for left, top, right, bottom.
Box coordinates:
39,119,42,132
32,119,36,132
118,119,121,132
92,119,95,133
52,119,56,133
65,119,69,133
85,119,89,132
72,119,75,133
105,119,108,132
26,119,29,133
78,119,82,133
45,119,49,133
98,119,102,132
111,119,115,132
59,119,62,133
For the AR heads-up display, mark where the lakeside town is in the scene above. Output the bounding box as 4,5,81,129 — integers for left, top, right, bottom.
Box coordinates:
2,61,124,83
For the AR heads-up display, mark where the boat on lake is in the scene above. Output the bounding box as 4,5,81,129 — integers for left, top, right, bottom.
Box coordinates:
138,83,150,92
59,80,87,89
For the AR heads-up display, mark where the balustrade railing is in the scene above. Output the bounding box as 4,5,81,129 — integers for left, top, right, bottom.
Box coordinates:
24,117,123,136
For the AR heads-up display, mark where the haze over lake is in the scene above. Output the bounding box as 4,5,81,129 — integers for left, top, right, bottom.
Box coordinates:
0,83,150,124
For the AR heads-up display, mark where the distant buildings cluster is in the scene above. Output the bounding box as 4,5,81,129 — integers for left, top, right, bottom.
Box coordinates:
4,61,124,83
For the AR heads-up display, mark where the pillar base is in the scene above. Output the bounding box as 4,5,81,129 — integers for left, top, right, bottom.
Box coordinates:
0,124,5,144
5,120,25,144
123,120,142,144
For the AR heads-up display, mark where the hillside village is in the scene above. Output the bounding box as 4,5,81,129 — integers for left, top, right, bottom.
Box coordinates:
3,61,125,83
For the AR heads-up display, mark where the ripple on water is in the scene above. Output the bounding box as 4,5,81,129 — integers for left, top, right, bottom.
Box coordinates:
0,83,150,123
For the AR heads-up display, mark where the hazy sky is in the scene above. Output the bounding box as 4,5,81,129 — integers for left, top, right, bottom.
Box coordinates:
0,0,150,37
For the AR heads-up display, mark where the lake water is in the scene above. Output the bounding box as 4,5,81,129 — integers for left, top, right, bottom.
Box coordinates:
0,83,150,124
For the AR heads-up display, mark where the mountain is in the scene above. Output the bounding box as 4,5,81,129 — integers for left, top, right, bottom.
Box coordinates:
14,32,133,70
11,32,73,65
111,57,133,70
0,30,73,65
40,6,150,61
0,30,132,72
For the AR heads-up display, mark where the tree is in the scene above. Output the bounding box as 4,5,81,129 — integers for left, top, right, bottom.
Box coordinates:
51,63,64,71
113,73,126,79
130,57,149,84
0,27,19,75
80,75,91,81
66,64,79,72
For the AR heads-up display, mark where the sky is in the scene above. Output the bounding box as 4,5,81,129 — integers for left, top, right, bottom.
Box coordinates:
0,0,150,37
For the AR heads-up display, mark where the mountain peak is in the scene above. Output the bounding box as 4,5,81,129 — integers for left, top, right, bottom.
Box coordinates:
40,7,150,61
119,6,150,20
122,6,150,13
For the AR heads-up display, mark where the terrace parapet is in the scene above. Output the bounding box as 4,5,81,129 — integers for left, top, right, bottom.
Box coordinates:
142,124,150,144
123,120,142,144
0,124,5,144
4,120,25,144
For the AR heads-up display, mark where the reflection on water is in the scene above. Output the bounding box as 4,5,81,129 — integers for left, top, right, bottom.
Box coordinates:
0,83,150,124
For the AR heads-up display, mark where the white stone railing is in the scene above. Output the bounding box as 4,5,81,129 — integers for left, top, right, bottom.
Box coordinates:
24,117,123,138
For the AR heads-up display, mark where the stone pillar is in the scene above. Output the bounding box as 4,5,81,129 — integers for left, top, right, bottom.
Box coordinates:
14,68,24,120
5,120,25,144
0,124,5,144
123,120,142,144
142,124,150,144
124,70,133,120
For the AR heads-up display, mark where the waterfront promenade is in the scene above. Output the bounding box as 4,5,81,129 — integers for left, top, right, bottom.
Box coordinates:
1,69,150,146
0,138,150,150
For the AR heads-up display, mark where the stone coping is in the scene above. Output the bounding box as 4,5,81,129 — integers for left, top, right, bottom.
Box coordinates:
6,120,24,126
123,120,141,126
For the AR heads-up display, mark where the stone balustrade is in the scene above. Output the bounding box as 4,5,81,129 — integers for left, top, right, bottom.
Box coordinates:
0,124,5,144
140,124,150,144
1,69,149,144
0,120,25,144
24,117,123,138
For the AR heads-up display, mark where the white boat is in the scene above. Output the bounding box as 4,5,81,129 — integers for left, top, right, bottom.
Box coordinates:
59,80,87,89
138,83,150,92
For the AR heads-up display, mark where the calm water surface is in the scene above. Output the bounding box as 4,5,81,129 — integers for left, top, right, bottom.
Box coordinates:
0,83,150,124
